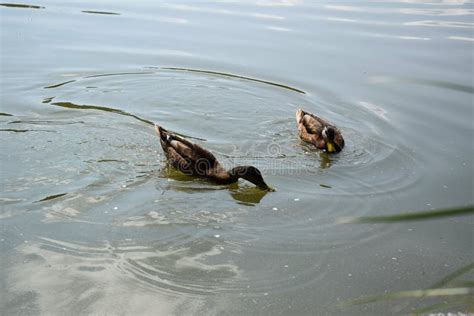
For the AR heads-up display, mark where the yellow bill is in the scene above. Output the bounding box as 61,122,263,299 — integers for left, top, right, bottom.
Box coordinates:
327,142,335,153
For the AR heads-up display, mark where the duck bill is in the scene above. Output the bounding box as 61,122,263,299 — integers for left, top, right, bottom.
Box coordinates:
326,142,336,153
259,182,275,192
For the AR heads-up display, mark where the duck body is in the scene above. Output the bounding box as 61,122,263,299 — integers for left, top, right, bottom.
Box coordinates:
154,125,272,190
296,108,344,153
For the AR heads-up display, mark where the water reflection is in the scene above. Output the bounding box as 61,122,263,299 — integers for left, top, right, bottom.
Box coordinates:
325,5,364,12
318,152,332,169
256,0,300,6
51,101,155,126
44,80,76,89
404,20,474,28
2,0,471,309
368,75,474,94
161,3,286,20
5,236,237,314
448,35,474,41
81,10,120,16
230,186,269,205
0,3,44,9
158,164,270,204
326,16,392,25
399,0,472,5
159,67,306,93
266,26,291,32
35,193,68,202
361,32,430,41
399,8,474,16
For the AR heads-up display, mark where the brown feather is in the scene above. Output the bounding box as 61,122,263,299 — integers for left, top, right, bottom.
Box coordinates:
154,124,272,190
295,108,344,152
155,125,221,176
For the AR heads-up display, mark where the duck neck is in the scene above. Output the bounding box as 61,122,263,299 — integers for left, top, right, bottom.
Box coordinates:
209,167,240,184
227,166,246,182
229,166,271,190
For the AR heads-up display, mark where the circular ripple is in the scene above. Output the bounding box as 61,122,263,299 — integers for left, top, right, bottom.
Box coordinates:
31,67,420,296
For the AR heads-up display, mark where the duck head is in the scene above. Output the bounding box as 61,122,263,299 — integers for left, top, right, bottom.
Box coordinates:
230,166,274,191
322,126,338,153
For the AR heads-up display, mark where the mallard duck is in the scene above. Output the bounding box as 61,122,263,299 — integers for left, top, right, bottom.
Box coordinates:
296,108,345,153
154,124,273,191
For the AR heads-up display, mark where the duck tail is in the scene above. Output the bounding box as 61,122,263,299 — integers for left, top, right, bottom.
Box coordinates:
296,108,306,123
154,124,169,143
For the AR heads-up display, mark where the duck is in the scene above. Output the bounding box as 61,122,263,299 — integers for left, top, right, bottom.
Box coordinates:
154,124,274,191
296,108,345,153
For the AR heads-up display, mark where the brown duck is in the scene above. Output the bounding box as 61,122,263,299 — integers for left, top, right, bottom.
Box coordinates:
154,124,273,191
296,108,345,153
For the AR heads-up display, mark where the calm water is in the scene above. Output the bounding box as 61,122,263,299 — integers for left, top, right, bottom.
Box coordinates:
1,0,473,315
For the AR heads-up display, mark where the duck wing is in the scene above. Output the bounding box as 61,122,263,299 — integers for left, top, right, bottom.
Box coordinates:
155,125,219,175
303,111,344,150
296,109,326,147
297,109,335,128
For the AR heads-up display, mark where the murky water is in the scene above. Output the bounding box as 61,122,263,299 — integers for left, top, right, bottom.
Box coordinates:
1,1,473,315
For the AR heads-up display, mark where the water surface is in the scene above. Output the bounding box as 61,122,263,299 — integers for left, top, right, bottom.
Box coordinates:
1,0,473,314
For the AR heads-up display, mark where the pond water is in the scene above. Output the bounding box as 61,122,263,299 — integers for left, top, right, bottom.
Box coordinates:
1,0,473,314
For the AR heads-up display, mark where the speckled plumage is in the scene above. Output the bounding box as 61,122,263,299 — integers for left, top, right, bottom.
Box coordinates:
296,108,344,153
154,124,273,190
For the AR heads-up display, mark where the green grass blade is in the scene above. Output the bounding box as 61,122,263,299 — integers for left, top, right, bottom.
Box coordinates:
337,205,474,224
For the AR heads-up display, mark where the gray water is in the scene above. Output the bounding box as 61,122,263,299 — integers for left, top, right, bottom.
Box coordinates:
1,0,473,315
